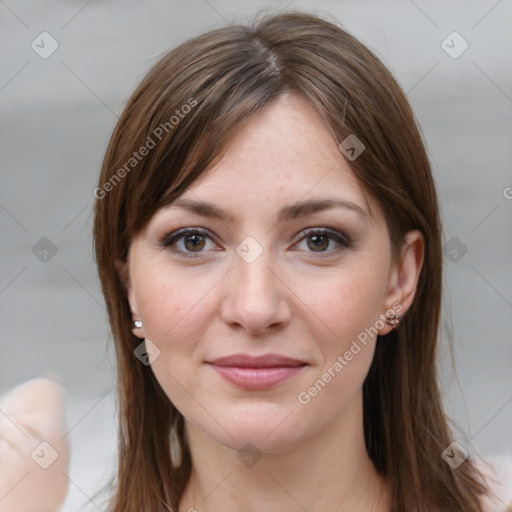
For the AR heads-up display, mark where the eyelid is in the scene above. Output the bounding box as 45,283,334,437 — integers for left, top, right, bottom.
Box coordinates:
159,225,352,258
294,226,352,247
159,227,215,248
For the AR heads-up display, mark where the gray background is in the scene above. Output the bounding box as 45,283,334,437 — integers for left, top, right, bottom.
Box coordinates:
1,1,511,510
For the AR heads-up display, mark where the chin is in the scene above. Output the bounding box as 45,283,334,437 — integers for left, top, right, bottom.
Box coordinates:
221,429,302,456
208,404,306,452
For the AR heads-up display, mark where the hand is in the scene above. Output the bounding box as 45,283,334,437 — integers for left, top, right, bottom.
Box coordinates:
0,376,70,512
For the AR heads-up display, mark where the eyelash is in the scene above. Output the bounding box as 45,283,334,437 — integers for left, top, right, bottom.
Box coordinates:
159,227,352,259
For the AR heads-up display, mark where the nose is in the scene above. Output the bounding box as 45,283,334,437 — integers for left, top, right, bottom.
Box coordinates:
220,246,292,335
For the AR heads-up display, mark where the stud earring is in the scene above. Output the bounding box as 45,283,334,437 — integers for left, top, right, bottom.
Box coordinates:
131,320,143,329
385,314,401,327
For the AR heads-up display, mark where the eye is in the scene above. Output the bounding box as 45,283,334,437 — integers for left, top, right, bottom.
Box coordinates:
293,228,351,256
160,226,352,259
159,228,218,257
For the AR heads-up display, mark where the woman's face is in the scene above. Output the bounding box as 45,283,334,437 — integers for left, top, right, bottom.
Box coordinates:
123,93,420,453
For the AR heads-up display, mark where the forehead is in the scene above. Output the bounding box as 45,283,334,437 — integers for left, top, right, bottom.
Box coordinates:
181,95,373,211
147,93,384,229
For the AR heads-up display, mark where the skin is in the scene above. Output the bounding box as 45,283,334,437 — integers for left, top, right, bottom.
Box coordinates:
120,93,424,512
0,377,69,512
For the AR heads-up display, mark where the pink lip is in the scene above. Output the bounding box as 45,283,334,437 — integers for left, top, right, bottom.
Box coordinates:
208,365,305,390
206,353,307,390
207,353,306,368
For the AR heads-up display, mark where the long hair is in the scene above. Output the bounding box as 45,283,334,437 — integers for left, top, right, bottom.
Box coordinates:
92,10,490,511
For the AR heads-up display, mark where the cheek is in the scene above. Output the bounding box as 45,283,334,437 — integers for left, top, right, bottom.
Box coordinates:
295,261,387,346
131,265,213,408
294,268,385,419
132,261,215,346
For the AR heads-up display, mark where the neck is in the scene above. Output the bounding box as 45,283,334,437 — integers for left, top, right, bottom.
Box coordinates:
178,395,391,512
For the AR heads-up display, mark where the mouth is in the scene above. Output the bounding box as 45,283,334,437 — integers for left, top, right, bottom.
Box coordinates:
207,353,307,368
205,353,308,390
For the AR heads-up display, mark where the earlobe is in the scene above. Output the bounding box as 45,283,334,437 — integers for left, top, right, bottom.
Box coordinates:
379,230,425,334
115,259,143,338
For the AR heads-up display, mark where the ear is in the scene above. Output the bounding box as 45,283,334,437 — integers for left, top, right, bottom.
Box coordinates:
115,258,145,339
378,230,425,335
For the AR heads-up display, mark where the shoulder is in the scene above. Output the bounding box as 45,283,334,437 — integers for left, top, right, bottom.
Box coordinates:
475,454,512,512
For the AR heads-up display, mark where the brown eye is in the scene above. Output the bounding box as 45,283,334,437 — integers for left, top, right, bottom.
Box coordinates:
307,233,330,252
183,233,206,252
160,228,217,257
294,228,351,255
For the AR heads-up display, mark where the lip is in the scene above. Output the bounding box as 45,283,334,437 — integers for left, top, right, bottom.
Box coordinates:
206,353,308,390
207,353,306,368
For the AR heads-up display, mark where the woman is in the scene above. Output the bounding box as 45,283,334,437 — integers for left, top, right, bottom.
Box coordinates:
4,13,512,512
2,10,504,512
91,10,494,512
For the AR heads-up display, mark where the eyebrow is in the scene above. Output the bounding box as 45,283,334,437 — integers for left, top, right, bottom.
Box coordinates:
171,197,371,224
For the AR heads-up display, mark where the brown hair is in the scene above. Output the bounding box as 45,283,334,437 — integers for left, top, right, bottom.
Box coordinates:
93,10,491,512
